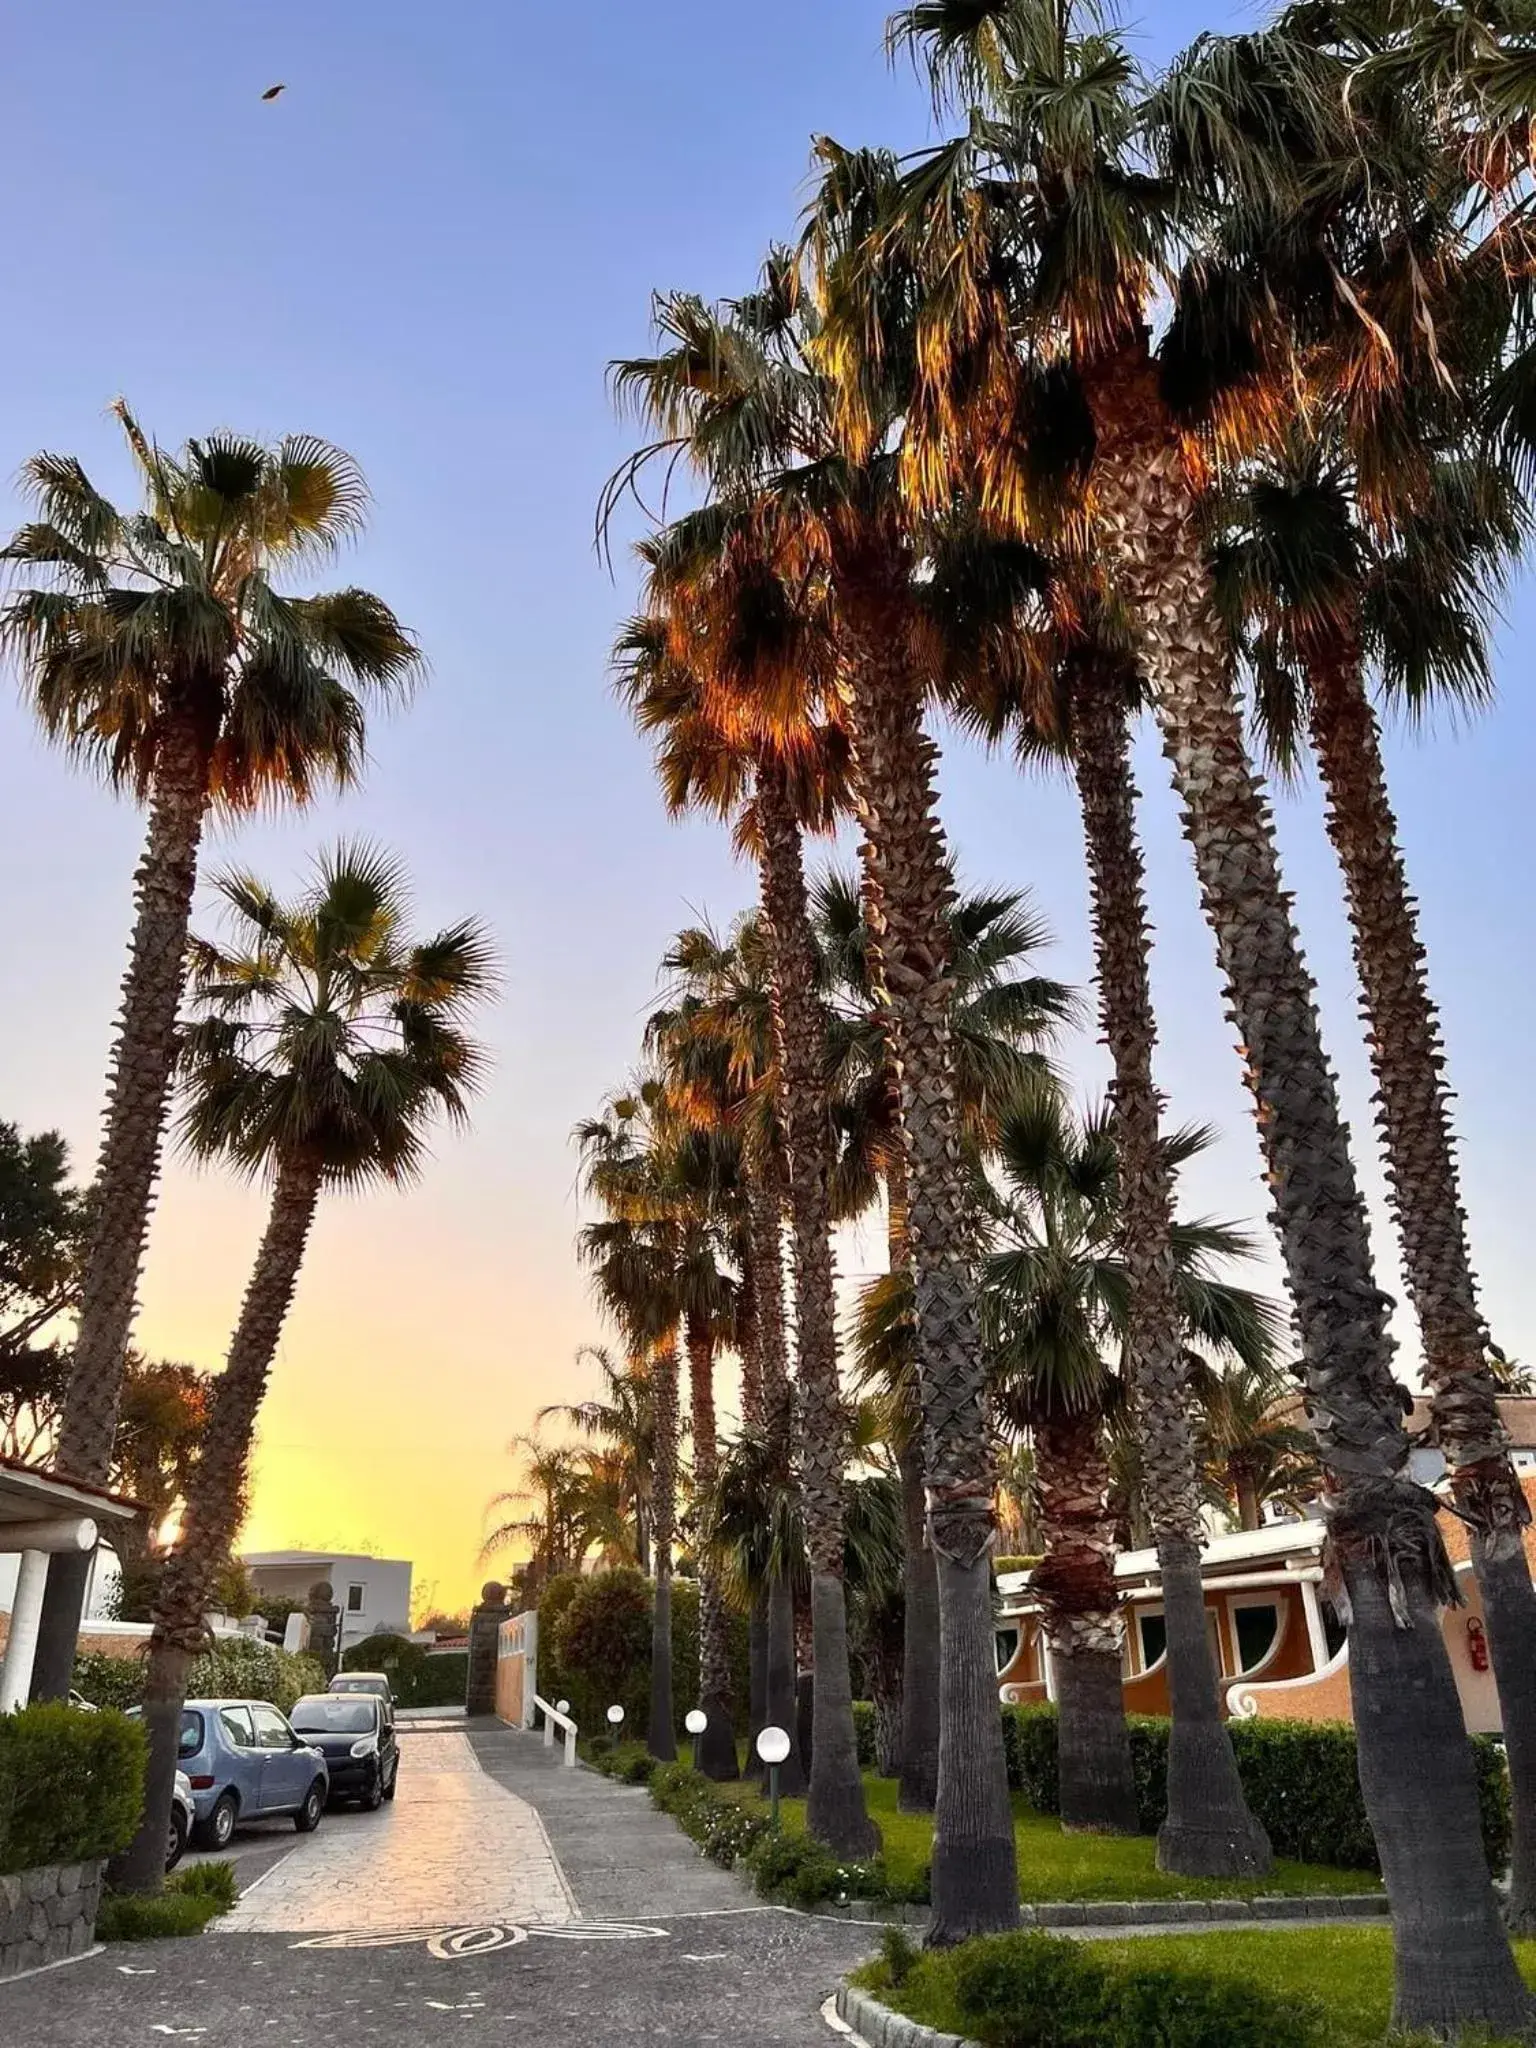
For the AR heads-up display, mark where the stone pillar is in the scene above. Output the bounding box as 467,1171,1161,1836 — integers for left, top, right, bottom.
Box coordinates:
466,1581,511,1717
305,1580,340,1677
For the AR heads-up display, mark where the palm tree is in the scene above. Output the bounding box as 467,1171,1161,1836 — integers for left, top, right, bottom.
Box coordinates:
646,921,803,1789
610,254,1023,1940
981,1095,1282,1833
618,531,875,1844
577,1081,734,1764
1210,431,1536,1928
821,866,1074,1814
115,844,491,1892
874,6,1530,2016
483,1432,598,1582
540,1344,658,1572
1189,1357,1318,1533
0,411,419,1693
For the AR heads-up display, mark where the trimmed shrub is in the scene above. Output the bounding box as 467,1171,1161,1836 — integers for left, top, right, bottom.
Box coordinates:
555,1569,654,1733
644,1761,894,1905
172,1858,238,1908
1002,1703,1511,1876
97,1864,235,1942
74,1639,326,1718
0,1703,146,1874
409,1651,469,1707
1104,1964,1319,2048
940,1931,1319,2048
951,1931,1111,2048
852,1699,878,1769
538,1569,753,1746
71,1652,145,1713
587,1740,657,1785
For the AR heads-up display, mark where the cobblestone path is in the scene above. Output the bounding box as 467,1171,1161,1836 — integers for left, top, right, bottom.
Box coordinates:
220,1728,577,1935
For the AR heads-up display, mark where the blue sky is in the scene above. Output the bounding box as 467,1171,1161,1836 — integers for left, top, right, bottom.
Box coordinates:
3,1,1532,1605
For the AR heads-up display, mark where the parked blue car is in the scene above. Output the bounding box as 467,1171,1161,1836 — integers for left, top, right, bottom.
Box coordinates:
175,1698,329,1849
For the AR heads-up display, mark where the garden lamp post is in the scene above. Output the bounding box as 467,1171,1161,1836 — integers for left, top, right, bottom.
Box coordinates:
606,1703,624,1756
684,1707,708,1771
756,1724,791,1827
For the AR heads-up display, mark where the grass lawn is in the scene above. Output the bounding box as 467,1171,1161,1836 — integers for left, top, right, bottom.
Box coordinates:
860,1928,1536,2047
716,1771,1379,1902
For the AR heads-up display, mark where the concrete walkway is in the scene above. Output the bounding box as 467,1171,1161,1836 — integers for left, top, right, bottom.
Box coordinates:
462,1720,750,1921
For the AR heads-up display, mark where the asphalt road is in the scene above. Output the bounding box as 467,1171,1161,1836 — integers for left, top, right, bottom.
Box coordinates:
0,1910,874,2046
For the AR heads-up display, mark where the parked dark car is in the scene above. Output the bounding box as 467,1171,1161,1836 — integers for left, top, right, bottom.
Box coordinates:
289,1693,399,1809
173,1699,329,1848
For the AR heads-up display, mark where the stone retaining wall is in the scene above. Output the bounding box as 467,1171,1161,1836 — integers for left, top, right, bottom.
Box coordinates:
0,1860,105,1978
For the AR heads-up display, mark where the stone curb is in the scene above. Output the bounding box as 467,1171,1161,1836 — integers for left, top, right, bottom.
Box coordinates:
806,1891,1387,1927
836,1981,975,2048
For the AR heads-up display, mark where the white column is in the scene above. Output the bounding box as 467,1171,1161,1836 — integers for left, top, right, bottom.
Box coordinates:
1,1548,51,1711
1300,1577,1330,1674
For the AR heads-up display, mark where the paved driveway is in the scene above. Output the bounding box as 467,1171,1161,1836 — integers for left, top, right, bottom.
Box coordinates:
222,1729,575,1936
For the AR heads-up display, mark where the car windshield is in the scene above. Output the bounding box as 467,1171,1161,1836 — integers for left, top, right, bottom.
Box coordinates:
289,1696,376,1734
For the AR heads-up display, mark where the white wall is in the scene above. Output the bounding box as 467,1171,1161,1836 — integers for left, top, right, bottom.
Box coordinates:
243,1552,413,1650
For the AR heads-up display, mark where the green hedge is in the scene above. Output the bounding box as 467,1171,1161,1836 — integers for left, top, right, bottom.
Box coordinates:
1002,1704,1512,1876
536,1570,752,1742
648,1761,907,1906
339,1633,468,1707
867,1929,1320,2048
0,1704,146,1874
73,1638,326,1718
852,1700,878,1769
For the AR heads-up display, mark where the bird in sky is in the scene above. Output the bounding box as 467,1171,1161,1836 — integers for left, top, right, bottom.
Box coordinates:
261,84,286,101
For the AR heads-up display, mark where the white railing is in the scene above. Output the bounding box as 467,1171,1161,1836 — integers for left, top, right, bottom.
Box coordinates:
533,1694,577,1766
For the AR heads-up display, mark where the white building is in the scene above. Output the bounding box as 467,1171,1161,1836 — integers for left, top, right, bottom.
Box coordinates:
242,1549,412,1651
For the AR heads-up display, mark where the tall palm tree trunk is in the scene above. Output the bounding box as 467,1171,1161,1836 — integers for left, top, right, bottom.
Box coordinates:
1071,672,1268,1872
735,1255,769,1743
34,718,212,1700
889,1156,940,1815
758,768,878,1856
748,1156,805,1793
839,563,1019,1942
686,1318,739,1780
115,1157,322,1893
1309,640,1536,1931
1031,1403,1138,1836
648,1333,680,1762
1087,349,1531,2036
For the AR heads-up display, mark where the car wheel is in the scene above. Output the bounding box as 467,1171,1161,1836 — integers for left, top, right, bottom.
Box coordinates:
362,1771,385,1812
294,1780,325,1833
194,1792,238,1852
166,1807,190,1873
382,1763,398,1802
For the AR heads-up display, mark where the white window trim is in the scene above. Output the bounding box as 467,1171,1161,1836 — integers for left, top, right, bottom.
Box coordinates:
346,1582,367,1614
1224,1591,1291,1681
1126,1601,1221,1679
